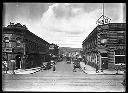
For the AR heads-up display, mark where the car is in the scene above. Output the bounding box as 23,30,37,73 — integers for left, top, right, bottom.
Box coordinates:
67,61,71,64
43,62,51,70
74,62,80,68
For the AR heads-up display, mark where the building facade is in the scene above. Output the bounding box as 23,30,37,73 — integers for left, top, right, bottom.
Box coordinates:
82,23,126,70
2,22,50,69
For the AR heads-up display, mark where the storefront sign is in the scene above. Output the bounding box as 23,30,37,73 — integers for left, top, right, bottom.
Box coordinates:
3,48,12,52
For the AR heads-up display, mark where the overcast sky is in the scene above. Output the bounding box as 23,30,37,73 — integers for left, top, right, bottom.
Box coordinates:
3,3,126,48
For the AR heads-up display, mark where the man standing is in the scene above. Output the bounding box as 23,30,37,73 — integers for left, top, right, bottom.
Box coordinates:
11,58,16,74
53,61,56,72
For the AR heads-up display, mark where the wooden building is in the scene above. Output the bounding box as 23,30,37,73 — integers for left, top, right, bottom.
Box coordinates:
2,22,50,69
82,23,126,70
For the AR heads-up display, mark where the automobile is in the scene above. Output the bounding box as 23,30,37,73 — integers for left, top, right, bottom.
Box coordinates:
67,61,71,64
66,57,71,64
74,62,80,68
43,62,51,70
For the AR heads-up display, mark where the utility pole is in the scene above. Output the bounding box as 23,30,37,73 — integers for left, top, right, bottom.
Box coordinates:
96,3,111,25
103,3,104,25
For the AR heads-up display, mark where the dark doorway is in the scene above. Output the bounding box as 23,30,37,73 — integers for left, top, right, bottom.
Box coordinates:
15,55,21,69
101,58,108,69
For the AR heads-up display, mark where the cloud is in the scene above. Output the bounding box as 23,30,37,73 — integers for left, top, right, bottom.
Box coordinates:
38,3,104,48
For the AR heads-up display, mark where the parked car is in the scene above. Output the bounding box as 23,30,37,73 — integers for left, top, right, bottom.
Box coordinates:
43,62,51,70
66,57,71,64
74,61,80,68
67,61,71,64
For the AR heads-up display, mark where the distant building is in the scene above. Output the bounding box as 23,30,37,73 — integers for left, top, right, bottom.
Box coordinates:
82,23,126,70
49,43,59,57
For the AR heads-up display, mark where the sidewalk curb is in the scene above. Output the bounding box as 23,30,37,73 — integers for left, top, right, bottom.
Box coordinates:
3,66,44,75
30,67,43,74
80,62,124,75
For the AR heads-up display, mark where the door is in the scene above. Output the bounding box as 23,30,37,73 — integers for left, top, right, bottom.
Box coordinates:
101,57,108,69
15,55,21,69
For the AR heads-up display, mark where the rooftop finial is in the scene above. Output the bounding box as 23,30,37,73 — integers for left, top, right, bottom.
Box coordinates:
96,3,111,25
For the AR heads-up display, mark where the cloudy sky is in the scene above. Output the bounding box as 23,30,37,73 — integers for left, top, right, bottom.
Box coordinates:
3,3,126,48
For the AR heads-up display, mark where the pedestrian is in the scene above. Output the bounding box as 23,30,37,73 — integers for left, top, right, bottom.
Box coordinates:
73,65,76,72
73,59,77,72
96,65,99,73
122,69,126,86
53,61,56,72
101,62,104,72
4,61,8,74
11,58,16,74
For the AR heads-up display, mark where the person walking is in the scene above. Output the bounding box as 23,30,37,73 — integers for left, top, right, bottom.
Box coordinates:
4,61,8,74
96,64,99,73
11,58,16,74
53,61,56,72
73,58,77,72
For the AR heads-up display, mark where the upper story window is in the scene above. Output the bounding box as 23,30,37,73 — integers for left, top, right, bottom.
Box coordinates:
115,49,125,55
5,42,11,48
16,37,21,41
16,37,21,47
117,38,125,44
4,37,9,42
2,42,5,47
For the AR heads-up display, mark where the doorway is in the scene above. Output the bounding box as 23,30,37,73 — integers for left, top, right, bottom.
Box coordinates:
100,53,108,69
15,55,21,69
101,58,108,69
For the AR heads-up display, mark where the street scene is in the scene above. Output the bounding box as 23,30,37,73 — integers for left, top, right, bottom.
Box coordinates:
2,3,126,92
2,60,125,92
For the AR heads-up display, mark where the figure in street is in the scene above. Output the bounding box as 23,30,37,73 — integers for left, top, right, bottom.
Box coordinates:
11,58,16,74
53,61,56,72
96,64,99,73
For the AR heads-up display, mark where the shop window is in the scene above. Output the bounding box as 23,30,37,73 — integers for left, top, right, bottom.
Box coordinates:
115,56,125,64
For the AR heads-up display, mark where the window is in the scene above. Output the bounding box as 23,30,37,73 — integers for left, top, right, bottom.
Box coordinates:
4,41,11,48
117,38,125,44
115,49,125,55
101,39,107,44
4,37,9,42
5,42,10,47
2,42,5,47
115,56,125,64
16,42,21,47
115,49,126,64
16,37,21,40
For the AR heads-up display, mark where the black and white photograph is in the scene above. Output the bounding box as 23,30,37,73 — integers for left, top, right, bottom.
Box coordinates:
2,3,126,92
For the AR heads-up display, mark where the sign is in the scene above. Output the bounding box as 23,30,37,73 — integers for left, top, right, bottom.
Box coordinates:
3,48,12,52
96,15,111,25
